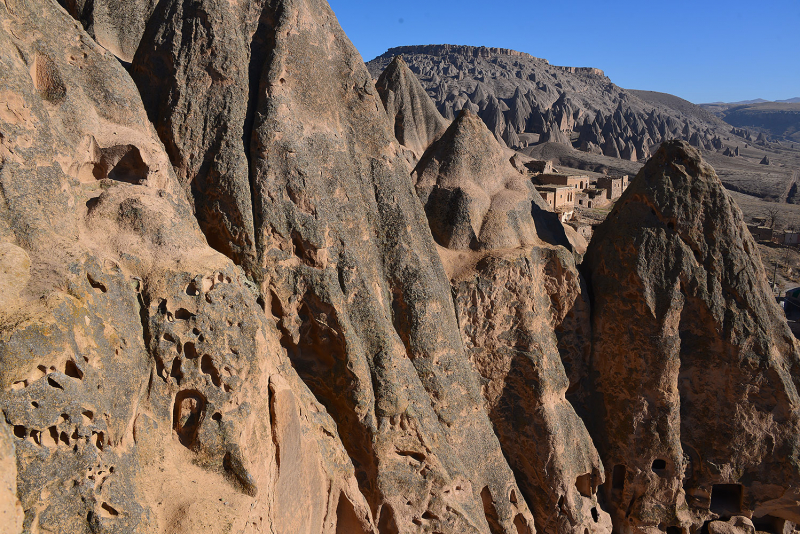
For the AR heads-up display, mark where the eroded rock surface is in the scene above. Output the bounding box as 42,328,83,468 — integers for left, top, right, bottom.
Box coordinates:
366,45,727,158
416,107,609,533
414,110,540,250
584,140,800,533
0,1,369,532
6,0,539,532
239,1,535,530
6,0,800,533
375,55,450,162
130,0,260,272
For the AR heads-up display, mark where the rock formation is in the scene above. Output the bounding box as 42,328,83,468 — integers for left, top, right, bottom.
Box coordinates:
375,55,450,161
761,155,770,165
3,0,800,533
584,140,800,533
0,1,371,532
414,110,609,534
1,0,539,532
414,110,540,250
367,46,728,162
57,0,156,62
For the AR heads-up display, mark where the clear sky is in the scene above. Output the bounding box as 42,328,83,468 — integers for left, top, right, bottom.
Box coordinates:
328,0,800,105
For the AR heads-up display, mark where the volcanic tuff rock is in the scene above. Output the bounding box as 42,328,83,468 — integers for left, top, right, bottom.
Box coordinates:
57,0,158,62
413,110,539,250
375,55,450,162
366,45,725,159
413,107,607,534
2,0,541,532
4,0,800,533
584,140,800,533
0,0,371,532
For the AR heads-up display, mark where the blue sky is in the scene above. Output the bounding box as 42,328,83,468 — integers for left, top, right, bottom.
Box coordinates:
328,0,800,104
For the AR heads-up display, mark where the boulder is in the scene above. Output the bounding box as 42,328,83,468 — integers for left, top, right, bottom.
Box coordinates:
585,140,800,533
760,155,770,165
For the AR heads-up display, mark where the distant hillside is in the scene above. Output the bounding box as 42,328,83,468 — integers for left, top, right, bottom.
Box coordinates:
366,45,726,161
702,102,800,142
628,89,726,127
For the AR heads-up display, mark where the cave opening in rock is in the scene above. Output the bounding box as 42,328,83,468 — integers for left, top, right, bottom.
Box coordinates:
709,484,743,518
752,515,791,534
612,464,626,490
576,473,592,497
651,459,667,474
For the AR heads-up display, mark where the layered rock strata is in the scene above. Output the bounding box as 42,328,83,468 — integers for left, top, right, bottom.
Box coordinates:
584,140,800,533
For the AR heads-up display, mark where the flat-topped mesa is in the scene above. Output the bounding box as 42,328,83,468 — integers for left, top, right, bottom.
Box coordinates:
584,139,800,533
375,55,449,160
378,44,549,63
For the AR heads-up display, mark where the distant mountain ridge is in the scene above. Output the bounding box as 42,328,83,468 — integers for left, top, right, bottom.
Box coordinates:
700,100,800,142
703,97,800,105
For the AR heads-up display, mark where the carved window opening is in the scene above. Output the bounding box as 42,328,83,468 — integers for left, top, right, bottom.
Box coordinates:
710,484,743,518
612,464,626,490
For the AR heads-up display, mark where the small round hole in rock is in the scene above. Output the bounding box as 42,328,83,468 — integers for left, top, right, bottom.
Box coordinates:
652,459,667,471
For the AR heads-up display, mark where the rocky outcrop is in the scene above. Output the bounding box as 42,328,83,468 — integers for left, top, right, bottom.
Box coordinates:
375,56,450,161
6,1,800,533
57,0,157,62
584,140,800,533
414,109,609,534
130,0,259,272
760,155,770,165
0,1,371,533
448,245,609,534
24,0,542,533
414,110,540,250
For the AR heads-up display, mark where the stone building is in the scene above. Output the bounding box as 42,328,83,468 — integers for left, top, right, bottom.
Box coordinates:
596,175,629,200
575,188,608,209
535,185,575,222
747,224,773,242
536,173,589,191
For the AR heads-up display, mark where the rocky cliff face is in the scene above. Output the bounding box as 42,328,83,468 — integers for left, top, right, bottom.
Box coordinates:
0,1,370,532
2,0,800,533
1,0,537,532
584,140,800,533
